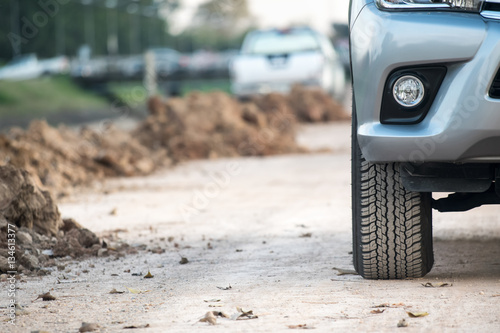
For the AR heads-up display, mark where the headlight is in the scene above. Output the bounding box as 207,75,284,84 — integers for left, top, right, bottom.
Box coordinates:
376,0,484,12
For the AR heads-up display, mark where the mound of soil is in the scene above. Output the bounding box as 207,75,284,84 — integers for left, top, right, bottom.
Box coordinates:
135,91,303,162
286,85,350,122
0,121,166,197
0,165,101,275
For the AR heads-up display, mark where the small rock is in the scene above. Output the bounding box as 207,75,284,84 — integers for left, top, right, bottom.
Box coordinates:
79,322,100,332
42,249,54,256
61,218,83,232
0,216,8,228
17,231,33,245
397,319,409,328
0,256,10,273
97,248,109,257
20,253,40,270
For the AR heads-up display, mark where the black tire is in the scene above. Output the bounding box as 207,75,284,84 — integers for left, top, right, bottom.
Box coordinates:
351,104,434,279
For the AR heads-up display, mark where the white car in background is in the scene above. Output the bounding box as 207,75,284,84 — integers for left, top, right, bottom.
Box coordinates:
0,54,43,80
0,54,69,80
230,27,346,100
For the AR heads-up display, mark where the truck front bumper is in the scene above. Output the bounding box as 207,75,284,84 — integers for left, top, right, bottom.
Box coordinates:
351,3,500,163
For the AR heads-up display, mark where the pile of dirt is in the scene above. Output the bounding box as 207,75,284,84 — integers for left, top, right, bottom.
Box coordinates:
0,88,345,195
0,165,102,275
0,121,167,197
286,85,350,122
135,91,303,162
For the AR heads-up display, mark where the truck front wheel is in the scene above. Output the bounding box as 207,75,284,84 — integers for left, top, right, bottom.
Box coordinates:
351,108,434,279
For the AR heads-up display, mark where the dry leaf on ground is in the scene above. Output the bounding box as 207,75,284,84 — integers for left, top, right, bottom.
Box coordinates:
199,311,229,325
144,271,154,278
372,303,406,308
422,282,451,288
370,309,385,314
407,311,429,318
288,324,314,329
36,292,56,301
217,285,232,290
79,322,100,332
126,287,149,294
123,324,150,329
109,288,125,294
232,307,258,320
332,267,358,276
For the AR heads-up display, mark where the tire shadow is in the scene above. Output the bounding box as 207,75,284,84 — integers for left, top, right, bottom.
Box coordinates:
430,238,500,279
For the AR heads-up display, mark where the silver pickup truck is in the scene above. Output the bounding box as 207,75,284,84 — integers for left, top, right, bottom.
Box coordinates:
350,0,500,279
230,27,346,100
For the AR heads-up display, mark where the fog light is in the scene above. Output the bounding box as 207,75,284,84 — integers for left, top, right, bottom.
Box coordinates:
393,75,425,107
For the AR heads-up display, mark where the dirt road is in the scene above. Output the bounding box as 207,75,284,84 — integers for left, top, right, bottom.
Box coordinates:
2,122,500,332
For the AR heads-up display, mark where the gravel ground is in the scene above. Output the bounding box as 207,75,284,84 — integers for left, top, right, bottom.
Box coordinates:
1,122,499,332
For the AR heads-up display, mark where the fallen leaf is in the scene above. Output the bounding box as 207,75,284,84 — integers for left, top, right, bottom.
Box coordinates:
397,319,409,328
422,282,451,288
332,267,358,276
370,309,385,314
407,311,429,318
213,311,230,318
144,271,154,279
288,324,314,329
36,292,56,301
123,324,150,329
179,257,189,265
15,303,29,316
217,285,232,290
109,288,125,294
109,208,117,216
300,233,312,238
372,303,406,308
79,322,100,332
199,311,217,325
125,287,149,294
233,307,258,320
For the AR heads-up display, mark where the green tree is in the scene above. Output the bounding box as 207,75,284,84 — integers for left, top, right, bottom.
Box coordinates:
177,0,254,52
0,0,179,62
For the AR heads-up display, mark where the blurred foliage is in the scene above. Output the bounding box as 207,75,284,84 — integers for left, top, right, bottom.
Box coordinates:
0,0,178,61
0,0,254,62
174,0,255,52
